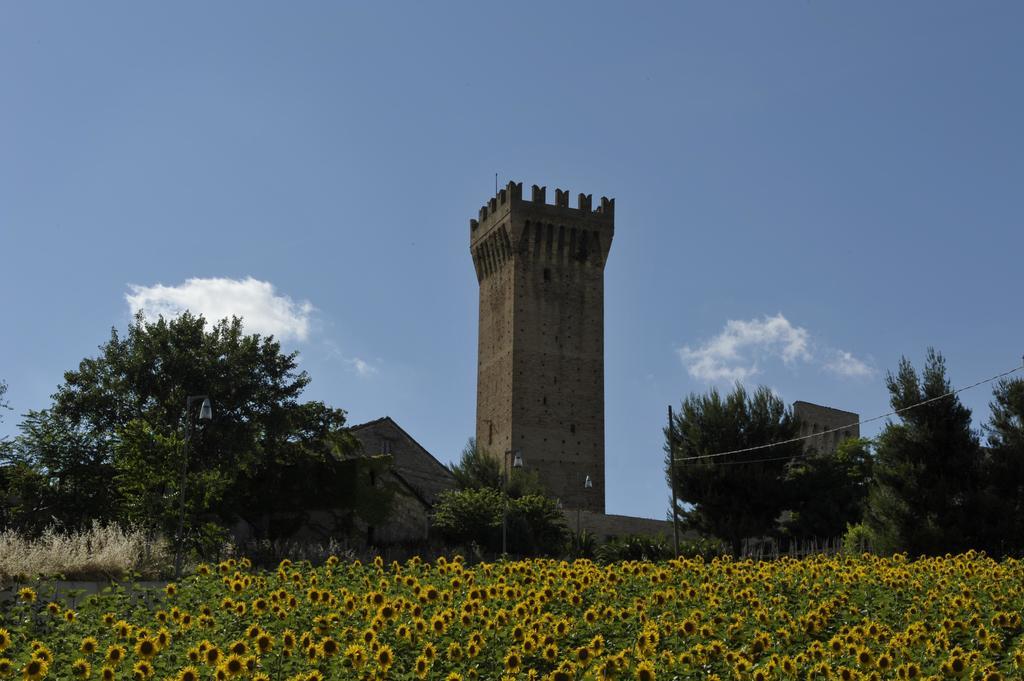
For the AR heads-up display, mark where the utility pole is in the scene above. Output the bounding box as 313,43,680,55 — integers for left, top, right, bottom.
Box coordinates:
668,405,679,557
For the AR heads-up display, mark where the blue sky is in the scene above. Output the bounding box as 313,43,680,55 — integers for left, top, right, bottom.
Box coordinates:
3,3,1022,520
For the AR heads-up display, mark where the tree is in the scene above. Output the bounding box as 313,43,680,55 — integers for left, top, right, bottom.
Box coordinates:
782,437,873,541
977,377,1024,555
432,487,567,557
1,409,115,532
432,487,504,550
436,438,568,556
3,312,380,544
505,494,568,556
448,438,502,491
865,349,982,556
666,384,803,556
0,379,10,422
448,437,543,498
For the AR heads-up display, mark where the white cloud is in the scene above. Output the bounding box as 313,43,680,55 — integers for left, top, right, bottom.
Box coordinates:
678,314,811,382
824,350,874,378
678,313,872,382
126,277,314,342
346,357,378,377
322,339,379,378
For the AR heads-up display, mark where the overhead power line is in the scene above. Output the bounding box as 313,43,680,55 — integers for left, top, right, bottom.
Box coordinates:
675,359,1024,465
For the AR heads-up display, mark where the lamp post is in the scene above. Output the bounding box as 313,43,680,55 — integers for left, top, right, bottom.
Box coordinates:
501,449,524,556
577,474,593,551
174,395,212,579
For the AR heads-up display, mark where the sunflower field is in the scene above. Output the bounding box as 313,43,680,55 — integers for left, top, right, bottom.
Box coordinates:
2,552,1023,681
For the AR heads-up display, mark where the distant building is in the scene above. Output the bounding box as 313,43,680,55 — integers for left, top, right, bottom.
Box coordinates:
792,401,860,454
348,417,457,545
322,185,863,550
353,415,675,544
228,416,456,548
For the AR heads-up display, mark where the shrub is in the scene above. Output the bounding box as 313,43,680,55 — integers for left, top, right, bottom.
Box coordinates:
0,522,170,583
843,522,874,555
432,488,568,557
595,535,673,563
677,535,727,560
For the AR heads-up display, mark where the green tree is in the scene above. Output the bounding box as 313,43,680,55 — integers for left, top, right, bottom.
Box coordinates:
443,438,565,556
0,379,10,422
448,437,543,498
977,377,1024,556
4,312,381,544
0,458,51,532
448,438,502,490
431,487,567,557
666,384,802,556
432,487,504,549
865,349,982,556
1,409,115,532
506,494,568,557
782,437,873,541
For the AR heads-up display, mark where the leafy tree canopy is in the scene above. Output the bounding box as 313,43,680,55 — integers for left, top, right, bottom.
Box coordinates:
782,437,873,541
0,379,9,422
2,312,373,541
666,384,802,556
986,377,1024,453
977,377,1024,555
865,349,981,556
432,487,567,557
448,437,543,498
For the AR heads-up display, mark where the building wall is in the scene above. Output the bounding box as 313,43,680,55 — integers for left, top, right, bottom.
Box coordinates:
471,182,614,513
347,417,459,546
350,417,457,505
566,509,674,542
368,475,432,545
792,401,860,454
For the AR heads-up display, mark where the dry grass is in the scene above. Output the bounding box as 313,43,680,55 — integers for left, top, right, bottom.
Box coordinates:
0,522,170,583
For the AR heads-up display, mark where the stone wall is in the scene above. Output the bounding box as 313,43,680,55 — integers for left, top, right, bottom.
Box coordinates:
565,510,674,542
792,401,860,454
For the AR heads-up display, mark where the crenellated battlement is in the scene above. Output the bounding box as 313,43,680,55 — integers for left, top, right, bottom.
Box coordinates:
469,181,614,237
469,181,615,283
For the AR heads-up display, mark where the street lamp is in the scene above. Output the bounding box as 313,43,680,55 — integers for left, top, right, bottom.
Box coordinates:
577,474,593,549
501,449,524,556
174,395,212,579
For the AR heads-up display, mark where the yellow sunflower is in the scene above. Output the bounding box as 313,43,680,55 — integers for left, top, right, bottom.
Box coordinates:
71,659,91,678
176,667,200,681
22,659,48,681
504,651,523,673
634,659,656,681
105,645,127,667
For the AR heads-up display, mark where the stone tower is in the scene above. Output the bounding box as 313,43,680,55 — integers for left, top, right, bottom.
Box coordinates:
469,182,614,513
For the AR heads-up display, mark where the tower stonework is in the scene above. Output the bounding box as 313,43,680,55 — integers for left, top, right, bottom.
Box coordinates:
470,182,613,513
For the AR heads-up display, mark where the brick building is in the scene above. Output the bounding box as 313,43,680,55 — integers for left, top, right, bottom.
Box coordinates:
470,182,613,513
